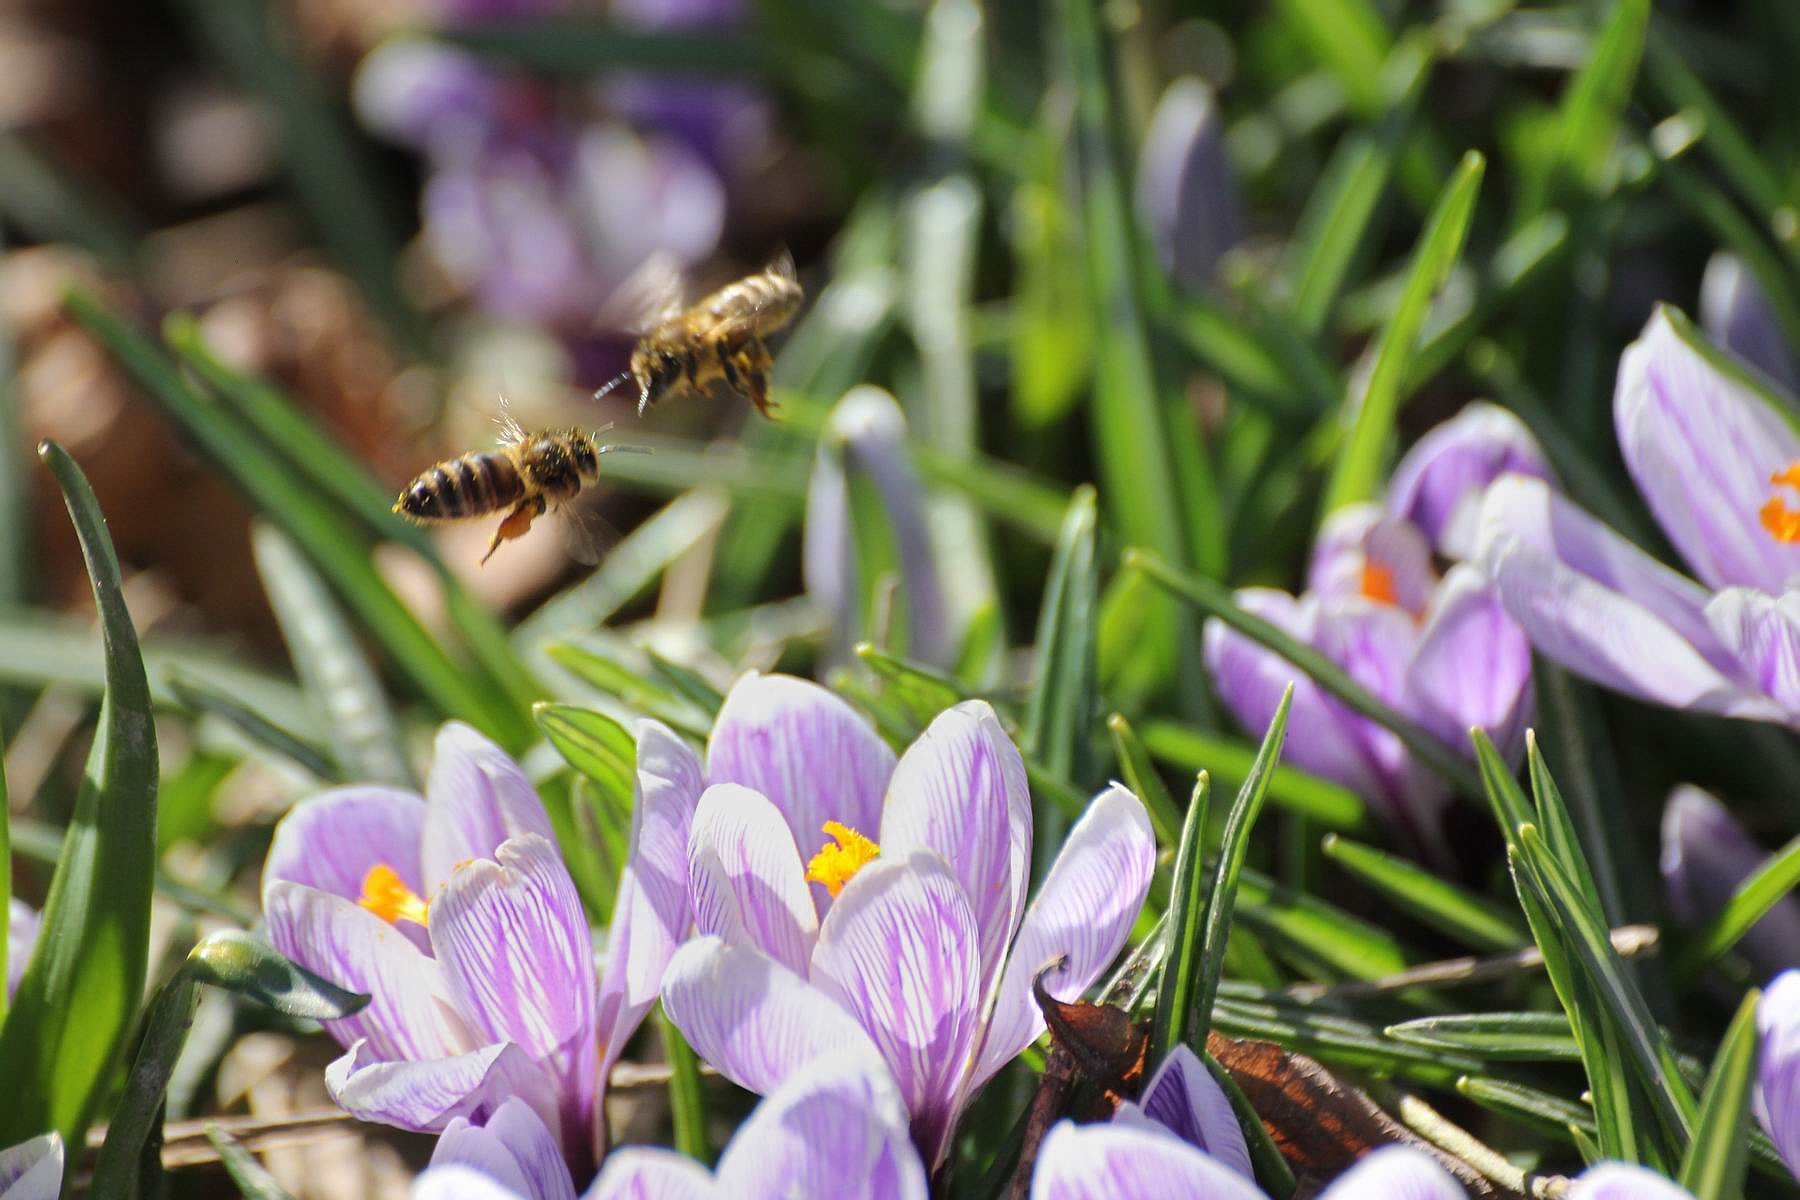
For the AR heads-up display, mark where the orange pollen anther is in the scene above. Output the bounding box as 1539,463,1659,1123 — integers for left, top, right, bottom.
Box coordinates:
359,863,431,928
1765,461,1800,544
1359,561,1399,606
804,821,881,898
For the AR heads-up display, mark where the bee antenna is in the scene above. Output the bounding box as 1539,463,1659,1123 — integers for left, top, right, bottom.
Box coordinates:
598,442,652,456
591,372,631,401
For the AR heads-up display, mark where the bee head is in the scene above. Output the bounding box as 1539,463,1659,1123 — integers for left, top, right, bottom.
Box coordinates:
571,437,600,480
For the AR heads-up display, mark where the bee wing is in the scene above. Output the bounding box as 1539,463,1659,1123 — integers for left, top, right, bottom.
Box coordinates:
493,394,528,446
593,251,688,336
766,245,796,283
555,498,621,566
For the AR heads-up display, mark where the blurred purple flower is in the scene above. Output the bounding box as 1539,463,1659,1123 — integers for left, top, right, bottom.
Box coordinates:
1758,969,1800,1175
1109,1045,1252,1182
1387,402,1551,560
1030,1122,1464,1200
262,720,698,1170
803,387,948,669
1476,307,1800,725
657,674,1156,1167
1568,1164,1695,1200
1136,77,1242,291
1662,785,1800,973
607,0,770,179
1702,252,1799,397
7,898,40,1002
0,1134,62,1200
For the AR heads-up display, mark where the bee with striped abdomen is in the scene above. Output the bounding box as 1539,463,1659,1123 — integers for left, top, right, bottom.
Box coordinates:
393,409,640,564
599,251,803,419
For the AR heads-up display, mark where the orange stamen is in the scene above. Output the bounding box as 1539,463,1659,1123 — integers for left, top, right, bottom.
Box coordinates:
1764,461,1800,544
358,863,431,927
804,821,881,898
1359,562,1399,606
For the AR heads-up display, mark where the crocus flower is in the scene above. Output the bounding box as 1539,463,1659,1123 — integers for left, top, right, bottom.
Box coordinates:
263,723,597,1148
1702,252,1799,396
1662,786,1800,972
1476,306,1800,725
412,1099,576,1200
1758,969,1800,1174
8,898,41,1001
262,720,698,1171
607,0,770,180
803,387,948,669
1108,1045,1252,1181
0,1134,61,1200
1386,402,1551,560
1568,1164,1696,1200
656,674,1157,1167
1136,77,1241,291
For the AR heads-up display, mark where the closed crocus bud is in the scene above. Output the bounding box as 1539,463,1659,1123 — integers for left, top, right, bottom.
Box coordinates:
803,387,949,668
1663,786,1800,974
1136,77,1242,291
1702,251,1800,396
1387,402,1551,561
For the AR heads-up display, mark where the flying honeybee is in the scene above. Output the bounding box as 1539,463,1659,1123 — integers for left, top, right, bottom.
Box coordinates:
393,407,641,564
598,251,803,419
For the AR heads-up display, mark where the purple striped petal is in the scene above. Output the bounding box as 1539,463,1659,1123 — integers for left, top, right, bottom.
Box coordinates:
879,701,1033,986
0,1133,62,1200
809,852,983,1163
1704,588,1800,717
1702,252,1800,396
687,784,818,973
427,1099,575,1200
1569,1164,1695,1200
262,787,427,902
413,1165,532,1200
1307,505,1436,616
263,882,476,1061
1661,786,1800,971
1757,969,1800,1175
1476,476,1780,718
1318,1147,1466,1199
1028,1121,1266,1200
325,1039,562,1135
1204,591,1394,801
1111,1045,1250,1181
974,786,1155,1088
713,1058,928,1200
1615,306,1800,596
429,836,598,1104
659,937,882,1098
707,675,896,872
1406,566,1533,758
596,720,702,1081
1387,402,1550,561
422,723,557,888
585,1150,717,1200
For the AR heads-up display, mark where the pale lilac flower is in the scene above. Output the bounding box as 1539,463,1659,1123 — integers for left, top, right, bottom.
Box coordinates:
1702,252,1799,396
1109,1045,1252,1182
1568,1163,1695,1200
7,898,41,1001
1386,403,1551,560
1662,786,1800,972
1030,1123,1464,1200
1476,307,1800,725
657,674,1157,1167
607,0,770,179
1136,77,1241,290
803,387,948,669
411,1099,576,1200
0,1134,62,1200
261,720,698,1169
1757,969,1800,1174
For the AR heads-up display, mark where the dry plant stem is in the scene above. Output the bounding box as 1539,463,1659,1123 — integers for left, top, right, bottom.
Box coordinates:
1284,924,1659,1001
1389,1090,1570,1199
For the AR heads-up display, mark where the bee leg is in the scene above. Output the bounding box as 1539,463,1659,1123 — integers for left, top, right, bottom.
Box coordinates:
482,495,546,564
745,343,778,418
716,342,745,394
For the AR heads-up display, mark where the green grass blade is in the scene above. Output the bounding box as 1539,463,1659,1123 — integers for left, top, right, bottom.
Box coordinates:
1386,1013,1578,1062
1193,690,1292,1033
1105,714,1183,848
1320,833,1527,953
1524,732,1611,928
1205,1051,1295,1199
167,675,338,782
1676,835,1800,974
251,524,413,787
659,1006,711,1164
1233,865,1408,982
533,703,638,916
1151,772,1212,1063
1024,486,1098,874
1139,719,1369,830
1678,987,1758,1200
1131,549,1483,797
1552,0,1650,201
207,1125,300,1200
0,442,159,1151
1471,728,1533,832
1323,151,1484,511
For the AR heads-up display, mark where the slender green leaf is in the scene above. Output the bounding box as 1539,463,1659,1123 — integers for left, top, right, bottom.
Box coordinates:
166,674,338,782
660,1006,710,1164
0,442,159,1152
1677,834,1800,973
1205,1051,1295,1199
1321,834,1527,953
1553,0,1650,200
207,1125,300,1200
1139,719,1368,830
1024,486,1098,874
1151,772,1212,1063
1386,1013,1578,1062
1678,987,1758,1200
1323,151,1484,511
1106,714,1183,848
